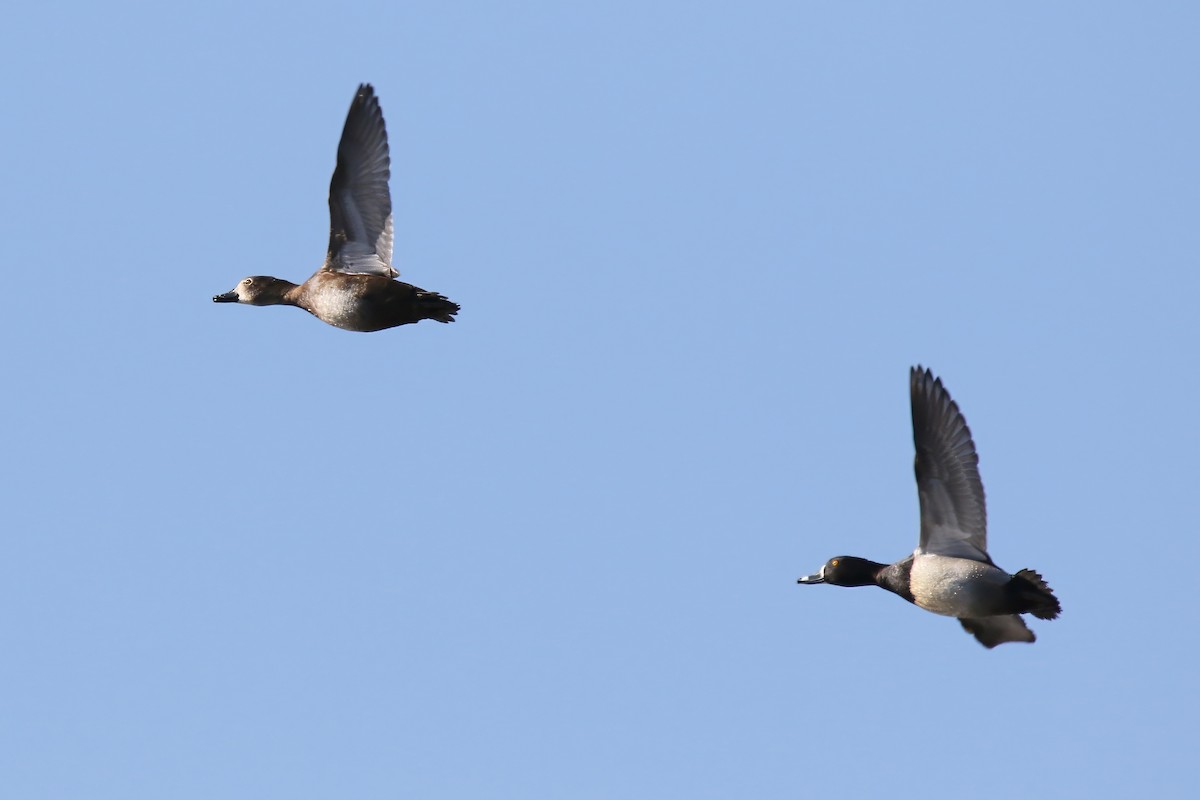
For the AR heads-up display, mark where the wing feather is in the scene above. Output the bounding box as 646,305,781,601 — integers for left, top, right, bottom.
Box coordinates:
325,84,396,277
910,366,989,562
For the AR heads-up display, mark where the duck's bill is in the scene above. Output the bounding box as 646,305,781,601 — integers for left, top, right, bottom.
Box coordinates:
796,571,825,584
213,291,238,303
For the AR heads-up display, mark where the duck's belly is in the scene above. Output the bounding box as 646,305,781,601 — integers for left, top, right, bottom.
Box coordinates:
909,554,1010,617
306,290,361,330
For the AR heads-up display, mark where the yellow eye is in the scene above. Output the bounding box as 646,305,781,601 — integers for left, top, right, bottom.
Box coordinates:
831,559,840,567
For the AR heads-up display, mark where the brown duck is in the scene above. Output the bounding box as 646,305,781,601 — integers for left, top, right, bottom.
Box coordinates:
214,84,459,331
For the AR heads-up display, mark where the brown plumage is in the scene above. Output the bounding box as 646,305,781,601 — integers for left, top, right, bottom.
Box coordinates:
214,84,459,332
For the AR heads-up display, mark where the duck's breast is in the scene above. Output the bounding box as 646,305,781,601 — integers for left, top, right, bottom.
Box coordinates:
300,274,372,331
909,553,1010,617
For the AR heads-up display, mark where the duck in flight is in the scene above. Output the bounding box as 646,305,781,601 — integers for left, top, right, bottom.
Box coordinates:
214,84,459,331
796,367,1061,647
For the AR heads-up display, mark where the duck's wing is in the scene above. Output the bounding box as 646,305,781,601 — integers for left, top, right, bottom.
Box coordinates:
910,366,990,562
324,84,396,278
958,615,1034,648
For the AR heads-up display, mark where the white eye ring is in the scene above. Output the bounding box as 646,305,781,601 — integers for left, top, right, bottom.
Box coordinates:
243,278,253,286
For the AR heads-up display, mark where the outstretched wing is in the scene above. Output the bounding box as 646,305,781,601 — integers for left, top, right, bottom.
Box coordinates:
910,366,989,562
325,84,396,277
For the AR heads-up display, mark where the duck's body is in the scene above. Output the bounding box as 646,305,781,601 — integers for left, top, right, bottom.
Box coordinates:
796,367,1061,648
221,271,457,332
299,272,457,332
214,84,459,331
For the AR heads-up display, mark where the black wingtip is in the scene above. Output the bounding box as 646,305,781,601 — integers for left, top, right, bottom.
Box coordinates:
910,365,942,397
909,365,972,442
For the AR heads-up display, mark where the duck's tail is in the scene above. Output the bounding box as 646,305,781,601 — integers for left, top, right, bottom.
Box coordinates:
418,290,460,323
1011,569,1061,620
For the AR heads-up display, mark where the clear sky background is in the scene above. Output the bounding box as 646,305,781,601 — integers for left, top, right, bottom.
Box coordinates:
2,2,1197,797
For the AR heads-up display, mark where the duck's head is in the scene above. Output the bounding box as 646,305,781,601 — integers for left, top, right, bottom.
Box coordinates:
213,276,294,306
796,556,883,587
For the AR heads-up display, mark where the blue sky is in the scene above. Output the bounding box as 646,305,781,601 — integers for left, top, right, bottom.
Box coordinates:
2,2,1197,797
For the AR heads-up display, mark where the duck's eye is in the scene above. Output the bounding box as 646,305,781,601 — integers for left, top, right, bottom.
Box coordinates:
242,278,253,286
831,559,840,567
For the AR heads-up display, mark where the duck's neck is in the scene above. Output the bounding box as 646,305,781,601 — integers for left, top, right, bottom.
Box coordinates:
875,557,916,604
278,281,303,307
837,557,891,587
257,279,301,307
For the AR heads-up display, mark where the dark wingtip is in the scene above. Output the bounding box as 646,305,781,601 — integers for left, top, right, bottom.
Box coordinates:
345,84,379,120
910,364,943,401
